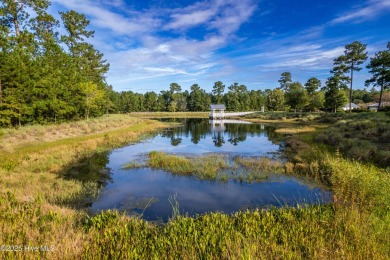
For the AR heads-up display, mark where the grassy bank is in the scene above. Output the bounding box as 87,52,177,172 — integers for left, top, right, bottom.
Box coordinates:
3,156,388,259
0,115,168,258
315,112,390,167
129,111,209,118
1,113,389,259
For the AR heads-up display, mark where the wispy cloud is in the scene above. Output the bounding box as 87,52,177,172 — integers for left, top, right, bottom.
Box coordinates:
330,0,390,24
52,0,257,84
165,0,256,36
50,0,389,91
52,0,161,36
165,9,217,31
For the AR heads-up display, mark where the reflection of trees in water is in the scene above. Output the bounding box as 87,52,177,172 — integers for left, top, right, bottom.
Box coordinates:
160,118,283,147
228,135,247,146
189,119,207,144
161,118,209,146
212,132,225,147
64,151,112,187
171,137,182,146
226,124,247,146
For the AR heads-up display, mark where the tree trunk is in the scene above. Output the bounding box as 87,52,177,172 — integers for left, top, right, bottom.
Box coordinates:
378,80,384,112
0,77,2,104
13,15,20,37
349,63,354,113
12,0,21,36
14,18,20,36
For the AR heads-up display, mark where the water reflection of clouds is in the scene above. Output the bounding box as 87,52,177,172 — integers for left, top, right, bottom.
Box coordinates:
91,167,331,221
109,120,281,166
91,119,331,221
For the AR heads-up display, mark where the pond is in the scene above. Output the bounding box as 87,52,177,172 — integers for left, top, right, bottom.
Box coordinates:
67,118,331,222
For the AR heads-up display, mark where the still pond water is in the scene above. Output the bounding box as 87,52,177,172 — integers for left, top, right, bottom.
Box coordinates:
68,118,331,222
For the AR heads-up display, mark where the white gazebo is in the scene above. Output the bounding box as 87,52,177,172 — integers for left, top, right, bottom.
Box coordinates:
209,104,226,119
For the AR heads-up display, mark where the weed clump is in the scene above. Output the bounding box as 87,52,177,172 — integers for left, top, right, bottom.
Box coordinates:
147,151,228,180
315,113,390,167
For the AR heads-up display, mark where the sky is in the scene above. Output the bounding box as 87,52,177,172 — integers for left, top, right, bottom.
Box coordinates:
49,0,390,93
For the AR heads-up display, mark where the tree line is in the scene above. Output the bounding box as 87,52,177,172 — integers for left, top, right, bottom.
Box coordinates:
0,0,110,126
109,76,386,114
0,1,389,127
110,41,389,114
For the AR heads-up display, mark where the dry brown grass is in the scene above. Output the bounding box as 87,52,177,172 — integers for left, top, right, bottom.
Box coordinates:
275,126,316,134
129,111,209,118
0,115,169,259
245,118,297,124
0,114,144,152
0,117,166,200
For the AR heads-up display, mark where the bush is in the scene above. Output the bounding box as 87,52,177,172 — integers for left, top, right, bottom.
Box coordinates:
380,106,390,112
315,113,390,167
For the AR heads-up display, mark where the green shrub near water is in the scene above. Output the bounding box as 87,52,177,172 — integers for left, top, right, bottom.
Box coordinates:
245,111,321,121
315,113,390,167
144,151,287,182
148,151,229,180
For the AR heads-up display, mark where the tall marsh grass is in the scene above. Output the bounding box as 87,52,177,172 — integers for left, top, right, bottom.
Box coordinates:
147,151,229,180
315,113,390,167
1,113,390,259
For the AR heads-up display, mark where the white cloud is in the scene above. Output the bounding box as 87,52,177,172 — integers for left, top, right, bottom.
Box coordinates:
52,0,161,35
165,9,217,30
50,0,385,91
330,0,390,24
143,67,189,75
52,0,256,88
165,0,256,36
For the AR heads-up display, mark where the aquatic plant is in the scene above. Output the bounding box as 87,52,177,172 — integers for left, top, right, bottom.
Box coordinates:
147,151,229,180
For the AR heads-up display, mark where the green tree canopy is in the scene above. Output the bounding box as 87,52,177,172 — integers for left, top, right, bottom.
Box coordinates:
212,81,225,104
267,89,285,111
333,41,368,112
305,77,321,94
365,42,390,111
285,82,309,112
278,72,292,92
324,77,348,112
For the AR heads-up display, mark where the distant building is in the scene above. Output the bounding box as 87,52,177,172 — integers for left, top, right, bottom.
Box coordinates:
210,104,226,119
367,102,390,111
342,103,360,111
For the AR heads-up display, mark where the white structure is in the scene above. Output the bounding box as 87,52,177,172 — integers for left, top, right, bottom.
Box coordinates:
342,103,360,111
210,119,252,132
368,102,390,111
209,104,226,119
209,104,257,119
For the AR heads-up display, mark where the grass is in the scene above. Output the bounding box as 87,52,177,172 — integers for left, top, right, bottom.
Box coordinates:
2,154,390,259
129,111,209,118
0,114,144,152
275,126,316,134
147,151,229,180
232,156,284,182
0,114,168,258
245,111,321,123
315,112,390,167
129,151,285,182
79,201,389,259
0,112,390,258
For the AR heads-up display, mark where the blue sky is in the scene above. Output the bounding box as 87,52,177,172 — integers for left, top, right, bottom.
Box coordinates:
50,0,390,93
